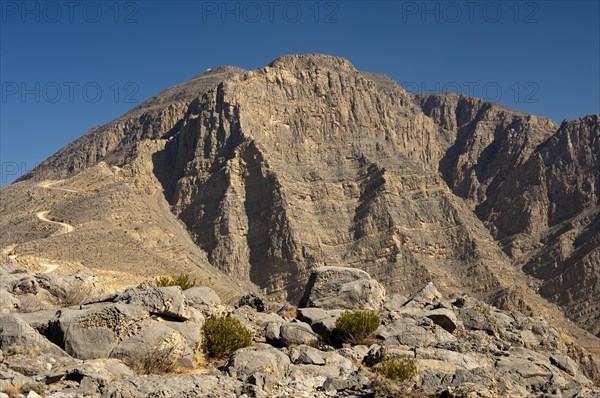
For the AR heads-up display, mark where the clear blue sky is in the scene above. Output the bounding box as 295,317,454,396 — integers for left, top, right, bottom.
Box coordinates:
1,0,599,185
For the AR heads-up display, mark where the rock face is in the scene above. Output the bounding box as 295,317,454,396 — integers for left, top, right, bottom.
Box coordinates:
3,53,599,358
1,264,599,398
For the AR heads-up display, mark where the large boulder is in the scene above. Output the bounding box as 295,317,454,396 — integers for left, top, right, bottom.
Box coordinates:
226,343,291,380
110,319,189,371
114,286,190,320
0,313,68,357
298,267,385,311
46,303,148,359
183,286,221,310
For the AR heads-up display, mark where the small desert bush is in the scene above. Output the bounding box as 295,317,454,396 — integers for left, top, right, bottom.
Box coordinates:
5,345,40,359
59,283,93,307
334,311,380,345
472,304,492,317
21,381,46,395
127,344,179,375
1,383,20,398
375,357,418,382
203,315,252,358
156,274,197,290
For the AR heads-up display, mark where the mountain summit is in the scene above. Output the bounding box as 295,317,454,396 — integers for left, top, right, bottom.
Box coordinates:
3,54,599,367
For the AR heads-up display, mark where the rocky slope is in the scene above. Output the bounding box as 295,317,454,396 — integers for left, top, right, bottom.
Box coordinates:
3,54,599,370
1,263,599,398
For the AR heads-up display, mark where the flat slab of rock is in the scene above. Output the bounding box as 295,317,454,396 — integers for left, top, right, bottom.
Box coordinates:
101,374,242,398
298,267,385,311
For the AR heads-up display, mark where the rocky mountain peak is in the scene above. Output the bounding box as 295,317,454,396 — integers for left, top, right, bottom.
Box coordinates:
267,53,357,72
2,54,599,378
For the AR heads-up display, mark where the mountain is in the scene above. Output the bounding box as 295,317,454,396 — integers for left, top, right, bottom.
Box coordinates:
3,54,599,370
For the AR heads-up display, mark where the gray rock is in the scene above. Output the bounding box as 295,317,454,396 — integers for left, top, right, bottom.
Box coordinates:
233,306,285,342
226,343,291,380
59,358,134,387
425,308,458,333
382,293,409,312
0,313,68,357
47,303,148,359
296,307,343,343
457,308,498,336
338,344,369,362
110,319,188,371
280,322,319,347
183,286,220,309
299,266,386,311
101,374,243,398
377,317,435,347
550,354,578,376
0,290,20,314
115,286,190,320
290,345,327,365
264,322,282,342
405,282,442,308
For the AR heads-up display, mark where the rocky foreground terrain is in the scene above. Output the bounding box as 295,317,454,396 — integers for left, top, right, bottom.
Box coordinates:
1,263,599,398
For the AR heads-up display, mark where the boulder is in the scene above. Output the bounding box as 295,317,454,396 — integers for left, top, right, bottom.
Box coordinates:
110,319,188,371
404,282,442,308
46,303,148,359
280,322,320,347
226,343,291,380
290,345,327,365
425,308,458,333
299,266,385,311
183,286,220,309
0,290,20,314
377,317,435,347
56,358,134,387
0,313,68,357
297,307,343,343
114,286,189,320
457,308,498,336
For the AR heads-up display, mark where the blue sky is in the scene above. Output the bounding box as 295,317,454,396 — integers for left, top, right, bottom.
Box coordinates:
1,0,599,185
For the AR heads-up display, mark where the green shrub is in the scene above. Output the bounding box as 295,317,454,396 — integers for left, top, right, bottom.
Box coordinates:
472,304,492,317
375,357,418,382
203,315,252,358
156,274,197,290
334,311,380,345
